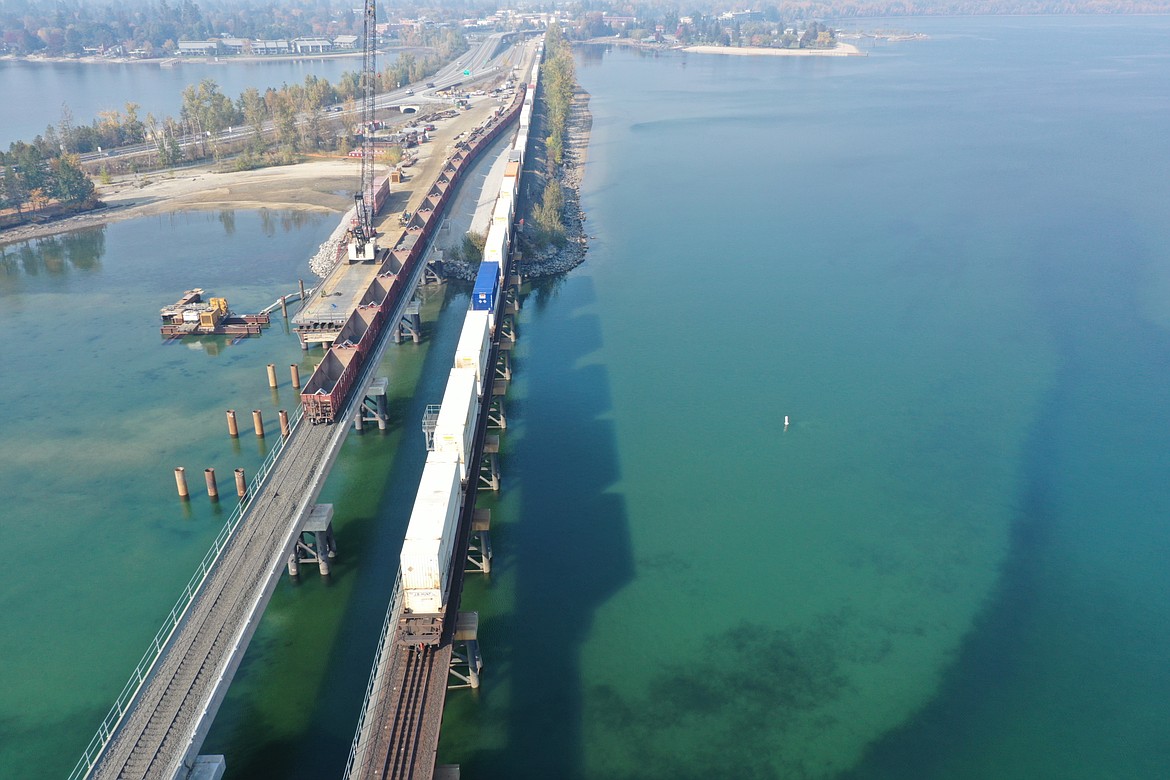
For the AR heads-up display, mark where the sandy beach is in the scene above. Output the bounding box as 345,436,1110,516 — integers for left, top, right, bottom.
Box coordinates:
684,42,863,57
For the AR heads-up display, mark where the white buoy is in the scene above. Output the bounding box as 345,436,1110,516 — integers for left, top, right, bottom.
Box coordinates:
784,415,790,431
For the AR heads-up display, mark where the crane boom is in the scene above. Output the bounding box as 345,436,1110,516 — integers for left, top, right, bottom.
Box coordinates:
352,0,377,252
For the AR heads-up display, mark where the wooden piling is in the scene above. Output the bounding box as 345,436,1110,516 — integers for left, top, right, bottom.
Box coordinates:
280,295,288,318
226,410,239,438
234,468,247,499
266,363,278,389
204,468,218,500
174,467,190,500
298,278,306,301
252,410,265,438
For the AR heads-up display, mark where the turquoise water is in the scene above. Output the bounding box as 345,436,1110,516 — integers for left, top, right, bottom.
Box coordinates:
437,16,1170,779
4,15,1170,779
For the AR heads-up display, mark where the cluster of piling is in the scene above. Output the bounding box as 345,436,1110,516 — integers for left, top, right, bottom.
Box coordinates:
175,363,304,501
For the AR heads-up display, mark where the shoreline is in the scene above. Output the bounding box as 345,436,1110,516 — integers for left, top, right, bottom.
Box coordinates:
518,84,593,278
684,42,864,57
0,158,360,248
0,46,428,67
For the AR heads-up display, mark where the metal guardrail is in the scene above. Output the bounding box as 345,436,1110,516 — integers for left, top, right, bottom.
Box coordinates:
67,403,305,780
342,573,403,780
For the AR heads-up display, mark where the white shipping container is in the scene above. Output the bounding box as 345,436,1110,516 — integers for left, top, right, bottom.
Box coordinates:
492,196,513,229
455,311,492,396
500,172,518,200
483,223,508,267
399,454,462,614
434,368,479,481
519,105,532,129
515,131,528,155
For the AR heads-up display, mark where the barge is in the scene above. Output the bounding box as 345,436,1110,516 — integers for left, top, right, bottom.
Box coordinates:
160,289,270,338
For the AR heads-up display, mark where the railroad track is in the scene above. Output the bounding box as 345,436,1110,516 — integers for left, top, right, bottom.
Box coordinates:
92,426,331,779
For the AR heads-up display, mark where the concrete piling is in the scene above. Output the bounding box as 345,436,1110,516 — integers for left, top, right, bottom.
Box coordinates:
279,410,290,439
280,295,288,318
226,410,239,438
174,467,190,500
298,278,306,301
252,410,265,438
266,363,278,389
204,468,219,500
290,364,301,390
234,468,247,499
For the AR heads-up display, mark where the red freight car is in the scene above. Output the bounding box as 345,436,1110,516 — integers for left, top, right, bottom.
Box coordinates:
301,346,362,424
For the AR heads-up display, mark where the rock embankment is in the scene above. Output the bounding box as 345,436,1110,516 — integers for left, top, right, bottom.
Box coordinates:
441,84,593,282
519,85,592,279
309,208,355,278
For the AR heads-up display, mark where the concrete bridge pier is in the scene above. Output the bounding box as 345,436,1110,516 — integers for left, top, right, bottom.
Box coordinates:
487,382,507,430
466,509,493,574
495,349,512,383
422,249,444,285
479,435,500,492
448,612,483,690
287,504,336,577
354,377,389,433
393,299,422,344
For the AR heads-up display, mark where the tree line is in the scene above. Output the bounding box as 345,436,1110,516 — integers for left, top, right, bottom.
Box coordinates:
0,145,95,221
0,24,466,223
530,22,576,250
0,0,491,57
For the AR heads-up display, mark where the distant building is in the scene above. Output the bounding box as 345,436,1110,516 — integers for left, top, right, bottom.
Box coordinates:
219,38,247,55
333,34,359,49
293,37,334,54
177,40,220,56
251,39,291,55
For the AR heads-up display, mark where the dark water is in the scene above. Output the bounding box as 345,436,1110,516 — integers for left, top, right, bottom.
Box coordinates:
3,15,1170,780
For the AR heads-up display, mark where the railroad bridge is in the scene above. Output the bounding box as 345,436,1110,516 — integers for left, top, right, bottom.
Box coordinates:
71,37,541,780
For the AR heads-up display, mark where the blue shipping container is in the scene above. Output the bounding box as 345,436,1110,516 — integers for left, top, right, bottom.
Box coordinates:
472,262,500,312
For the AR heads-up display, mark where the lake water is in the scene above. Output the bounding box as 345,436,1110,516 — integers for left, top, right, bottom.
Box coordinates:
2,14,1170,780
0,54,380,148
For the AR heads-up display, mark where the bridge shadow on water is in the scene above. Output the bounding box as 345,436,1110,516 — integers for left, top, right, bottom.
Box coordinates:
440,272,636,778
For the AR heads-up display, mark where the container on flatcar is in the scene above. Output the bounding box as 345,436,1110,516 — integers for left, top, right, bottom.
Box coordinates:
434,367,480,482
472,262,500,313
492,196,513,231
483,223,509,267
399,453,463,615
454,310,492,396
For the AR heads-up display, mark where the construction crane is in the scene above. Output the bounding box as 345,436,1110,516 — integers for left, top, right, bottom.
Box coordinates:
350,0,378,258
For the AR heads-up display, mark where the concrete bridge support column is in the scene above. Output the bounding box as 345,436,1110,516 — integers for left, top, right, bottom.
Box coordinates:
479,436,500,492
449,612,483,690
354,377,389,433
466,509,493,575
287,504,336,577
393,299,422,344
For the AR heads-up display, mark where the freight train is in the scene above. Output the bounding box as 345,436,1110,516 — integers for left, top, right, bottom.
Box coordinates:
397,46,542,646
299,80,530,425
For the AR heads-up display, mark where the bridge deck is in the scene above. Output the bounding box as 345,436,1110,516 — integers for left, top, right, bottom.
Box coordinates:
92,421,334,779
350,644,452,780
